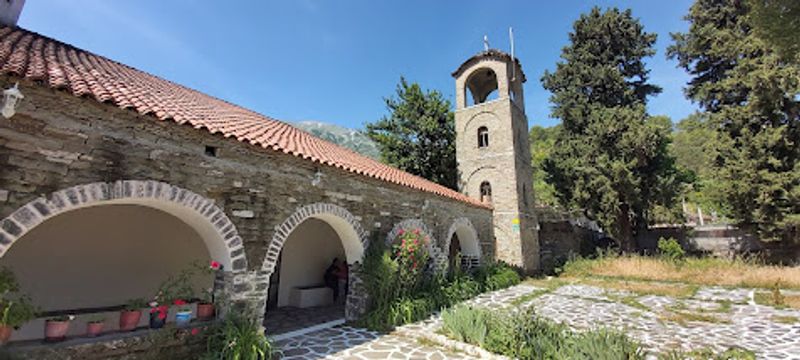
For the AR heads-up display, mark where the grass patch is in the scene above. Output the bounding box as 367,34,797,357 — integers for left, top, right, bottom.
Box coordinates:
660,310,730,325
510,288,553,306
771,315,798,324
659,347,756,360
578,277,698,298
603,292,650,311
561,254,800,290
754,291,800,310
522,277,569,290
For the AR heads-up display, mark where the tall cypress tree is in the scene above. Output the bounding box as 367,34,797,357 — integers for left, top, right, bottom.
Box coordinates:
669,0,800,241
366,77,457,189
542,7,680,250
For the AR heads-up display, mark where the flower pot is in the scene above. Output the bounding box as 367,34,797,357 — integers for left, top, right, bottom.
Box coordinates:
86,322,104,337
174,310,192,327
0,325,12,345
44,320,70,342
196,303,215,321
119,310,142,331
149,311,166,329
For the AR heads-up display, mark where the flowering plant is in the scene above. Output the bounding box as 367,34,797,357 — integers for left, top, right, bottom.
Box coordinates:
392,228,430,291
173,299,191,313
199,260,221,304
148,297,169,321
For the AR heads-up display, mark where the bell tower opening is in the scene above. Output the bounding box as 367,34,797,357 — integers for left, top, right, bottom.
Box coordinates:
452,48,540,273
465,68,499,105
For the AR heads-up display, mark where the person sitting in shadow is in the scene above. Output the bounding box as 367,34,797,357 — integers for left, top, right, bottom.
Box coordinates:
324,258,340,302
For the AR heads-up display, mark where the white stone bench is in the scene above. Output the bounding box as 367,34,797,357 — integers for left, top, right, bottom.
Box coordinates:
288,285,333,308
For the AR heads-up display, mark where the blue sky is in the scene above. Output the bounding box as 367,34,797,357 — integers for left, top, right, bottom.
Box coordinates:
20,0,696,129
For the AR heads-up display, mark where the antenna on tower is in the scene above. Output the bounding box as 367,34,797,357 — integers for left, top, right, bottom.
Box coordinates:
483,35,489,51
509,27,516,81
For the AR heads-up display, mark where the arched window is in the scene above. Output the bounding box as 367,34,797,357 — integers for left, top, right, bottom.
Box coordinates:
480,181,492,204
477,126,489,148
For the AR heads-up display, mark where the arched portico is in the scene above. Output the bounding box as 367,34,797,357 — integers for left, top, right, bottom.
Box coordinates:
0,180,246,270
0,180,248,341
444,217,482,270
261,203,367,326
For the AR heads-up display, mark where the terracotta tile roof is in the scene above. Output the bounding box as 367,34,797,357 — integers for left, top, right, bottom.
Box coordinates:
0,26,489,209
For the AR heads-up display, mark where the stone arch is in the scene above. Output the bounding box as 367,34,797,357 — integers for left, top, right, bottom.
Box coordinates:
0,180,247,272
444,217,481,259
385,219,436,252
262,203,367,276
462,110,501,135
465,67,499,105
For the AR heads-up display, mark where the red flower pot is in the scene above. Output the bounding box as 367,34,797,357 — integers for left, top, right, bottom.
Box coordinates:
0,325,12,345
196,303,215,321
119,310,142,331
44,320,70,342
86,322,104,337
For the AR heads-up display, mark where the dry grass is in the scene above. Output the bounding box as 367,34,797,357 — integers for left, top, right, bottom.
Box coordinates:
561,255,800,290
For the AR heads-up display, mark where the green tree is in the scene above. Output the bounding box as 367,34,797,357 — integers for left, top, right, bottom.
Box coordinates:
670,113,728,221
669,0,800,241
541,7,681,250
749,0,800,62
366,77,457,189
529,125,561,207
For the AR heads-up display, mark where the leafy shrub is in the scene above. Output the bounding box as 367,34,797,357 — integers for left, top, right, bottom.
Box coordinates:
203,312,274,360
474,261,521,291
564,328,644,360
0,267,38,328
659,347,755,360
358,239,521,331
440,306,488,345
657,237,685,262
442,306,644,360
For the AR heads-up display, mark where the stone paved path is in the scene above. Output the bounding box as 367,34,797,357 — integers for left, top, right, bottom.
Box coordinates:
277,282,800,359
275,326,470,359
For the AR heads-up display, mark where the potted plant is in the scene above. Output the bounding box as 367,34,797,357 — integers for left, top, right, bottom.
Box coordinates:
0,298,37,345
119,298,146,331
44,315,74,342
0,267,37,345
173,299,192,327
85,315,105,337
196,260,221,321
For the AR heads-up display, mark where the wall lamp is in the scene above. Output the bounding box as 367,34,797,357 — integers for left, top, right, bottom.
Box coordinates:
2,82,24,119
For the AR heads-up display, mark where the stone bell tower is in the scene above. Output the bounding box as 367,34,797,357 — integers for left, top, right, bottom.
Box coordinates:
452,49,539,273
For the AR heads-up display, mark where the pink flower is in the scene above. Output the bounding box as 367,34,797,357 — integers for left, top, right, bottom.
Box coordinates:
398,229,405,235
174,299,187,306
210,260,221,270
413,229,420,235
191,328,200,335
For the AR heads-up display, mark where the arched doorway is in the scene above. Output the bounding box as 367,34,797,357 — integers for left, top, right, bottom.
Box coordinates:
262,203,366,335
445,218,481,271
0,180,246,341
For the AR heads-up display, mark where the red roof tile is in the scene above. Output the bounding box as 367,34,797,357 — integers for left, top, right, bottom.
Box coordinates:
0,26,489,209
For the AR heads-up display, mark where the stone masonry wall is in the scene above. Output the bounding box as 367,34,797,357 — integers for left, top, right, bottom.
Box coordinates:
0,78,494,321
